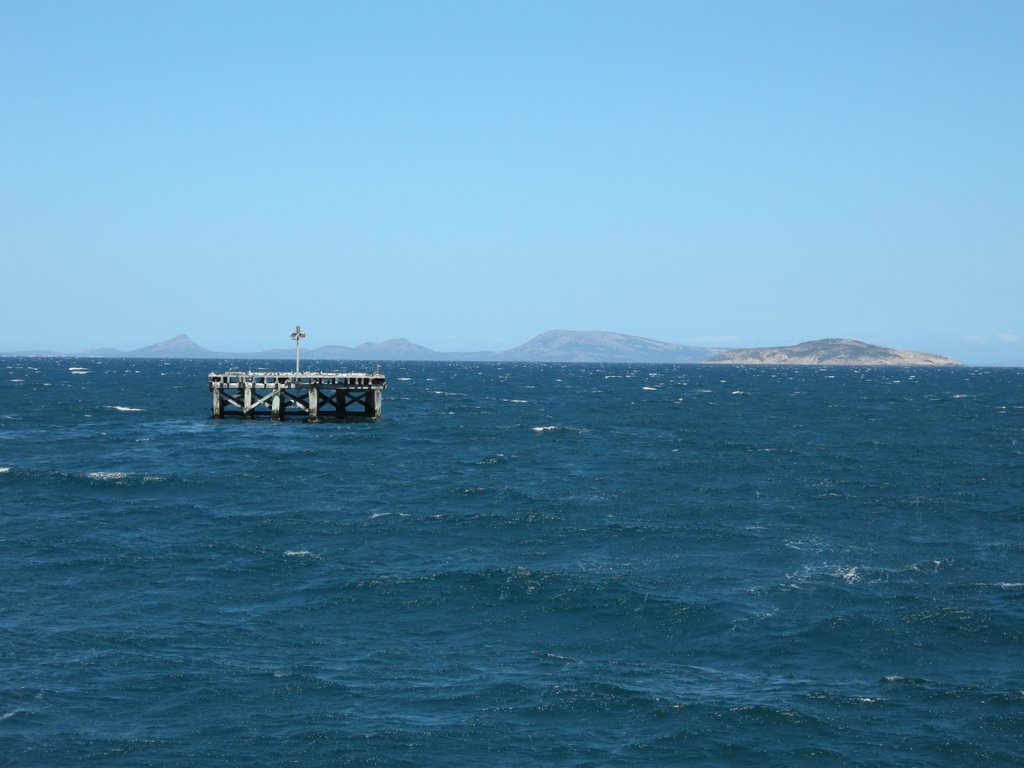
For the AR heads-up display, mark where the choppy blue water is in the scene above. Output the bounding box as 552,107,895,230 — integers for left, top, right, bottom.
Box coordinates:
1,358,1023,766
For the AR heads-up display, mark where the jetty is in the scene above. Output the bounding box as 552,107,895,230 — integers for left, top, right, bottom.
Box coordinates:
209,370,386,421
208,326,385,421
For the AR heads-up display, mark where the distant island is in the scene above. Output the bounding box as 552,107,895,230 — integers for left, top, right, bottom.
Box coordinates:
3,331,967,366
704,338,961,366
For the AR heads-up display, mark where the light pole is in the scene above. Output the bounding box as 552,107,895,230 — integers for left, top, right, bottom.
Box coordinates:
291,325,306,373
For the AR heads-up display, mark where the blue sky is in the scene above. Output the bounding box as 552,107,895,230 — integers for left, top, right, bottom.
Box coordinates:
2,1,1021,363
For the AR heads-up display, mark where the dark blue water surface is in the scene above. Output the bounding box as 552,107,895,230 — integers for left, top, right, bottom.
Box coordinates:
1,358,1023,766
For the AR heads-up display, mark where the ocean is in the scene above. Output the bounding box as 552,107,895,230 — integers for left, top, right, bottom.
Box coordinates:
1,358,1022,766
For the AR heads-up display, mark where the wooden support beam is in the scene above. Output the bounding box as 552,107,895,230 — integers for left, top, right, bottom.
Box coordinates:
309,385,319,421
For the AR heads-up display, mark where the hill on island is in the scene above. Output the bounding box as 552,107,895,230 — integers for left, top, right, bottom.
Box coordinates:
704,338,961,366
501,330,715,363
80,334,218,358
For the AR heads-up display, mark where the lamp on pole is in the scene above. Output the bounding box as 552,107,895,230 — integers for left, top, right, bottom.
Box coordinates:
291,325,306,373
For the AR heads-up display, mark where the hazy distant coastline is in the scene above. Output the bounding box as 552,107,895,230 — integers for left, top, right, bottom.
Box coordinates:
1,330,988,366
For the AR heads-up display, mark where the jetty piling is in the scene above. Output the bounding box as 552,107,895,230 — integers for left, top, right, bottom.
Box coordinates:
209,370,386,421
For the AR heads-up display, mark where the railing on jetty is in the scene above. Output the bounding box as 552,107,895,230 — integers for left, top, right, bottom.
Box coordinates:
209,370,386,421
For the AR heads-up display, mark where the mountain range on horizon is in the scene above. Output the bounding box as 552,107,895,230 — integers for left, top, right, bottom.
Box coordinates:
1,330,980,366
70,330,715,363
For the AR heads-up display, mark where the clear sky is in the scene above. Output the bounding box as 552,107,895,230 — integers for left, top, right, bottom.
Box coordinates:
2,1,1022,363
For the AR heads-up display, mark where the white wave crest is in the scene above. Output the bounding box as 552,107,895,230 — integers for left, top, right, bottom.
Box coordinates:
835,566,861,583
87,471,130,481
84,471,163,483
106,405,144,412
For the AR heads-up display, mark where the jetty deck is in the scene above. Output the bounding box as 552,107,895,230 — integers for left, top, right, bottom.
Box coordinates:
209,370,386,421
